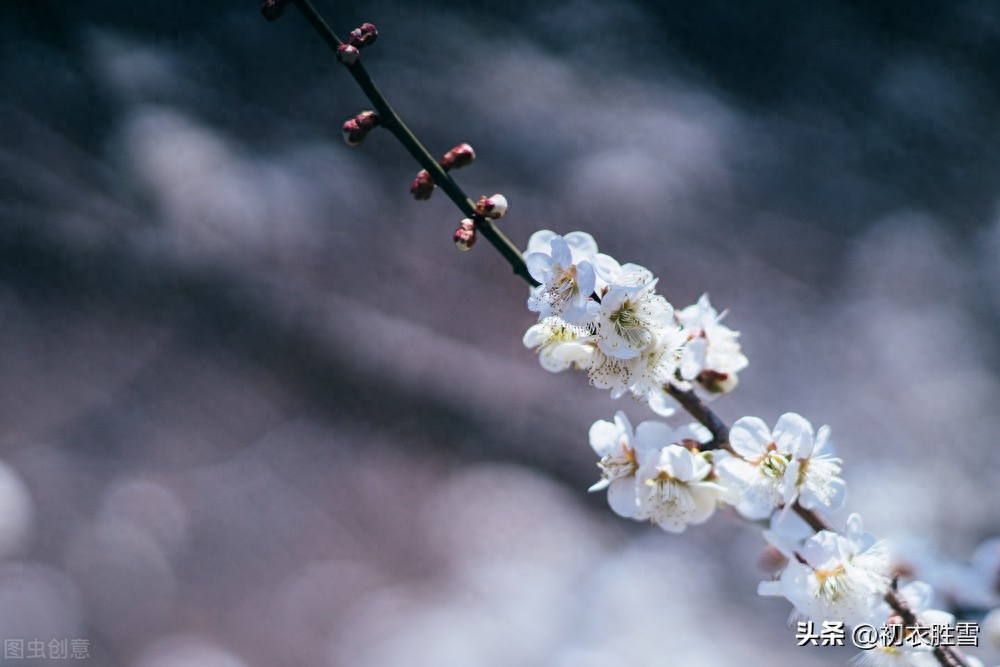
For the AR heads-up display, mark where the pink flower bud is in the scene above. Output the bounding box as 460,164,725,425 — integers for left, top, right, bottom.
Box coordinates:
440,143,476,171
336,44,360,65
359,23,379,46
476,193,508,219
454,220,477,251
410,169,434,200
341,110,380,146
349,22,379,49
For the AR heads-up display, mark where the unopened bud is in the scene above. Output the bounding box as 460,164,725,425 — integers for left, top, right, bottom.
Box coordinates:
454,219,477,251
341,110,380,147
349,22,379,49
410,169,435,200
678,438,701,452
337,44,360,65
758,545,788,573
697,369,737,394
260,0,289,21
476,193,508,219
440,143,476,171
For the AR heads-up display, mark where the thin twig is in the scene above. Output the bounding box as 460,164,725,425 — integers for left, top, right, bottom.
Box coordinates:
291,0,537,287
664,382,732,452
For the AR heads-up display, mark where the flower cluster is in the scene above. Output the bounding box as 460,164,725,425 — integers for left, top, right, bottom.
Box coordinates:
521,230,747,416
761,513,890,625
717,412,847,520
588,411,733,533
520,229,991,666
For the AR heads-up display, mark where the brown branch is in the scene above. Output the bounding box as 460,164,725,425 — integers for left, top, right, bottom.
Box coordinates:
664,382,732,452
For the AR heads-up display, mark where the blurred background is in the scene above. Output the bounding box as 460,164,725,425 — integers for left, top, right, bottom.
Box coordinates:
1,0,999,665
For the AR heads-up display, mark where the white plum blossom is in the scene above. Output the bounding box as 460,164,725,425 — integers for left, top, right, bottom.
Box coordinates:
715,412,845,520
715,414,801,519
634,442,732,533
588,414,729,531
522,316,594,372
595,280,675,359
624,326,689,416
579,324,687,416
760,513,890,625
676,293,748,394
588,411,659,518
784,423,847,512
526,233,597,324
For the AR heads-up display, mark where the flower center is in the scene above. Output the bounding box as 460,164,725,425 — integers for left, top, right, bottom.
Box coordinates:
610,300,648,348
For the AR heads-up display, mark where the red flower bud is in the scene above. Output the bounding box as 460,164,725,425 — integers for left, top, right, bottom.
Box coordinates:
349,22,379,49
454,220,477,251
341,110,380,146
410,169,435,200
475,193,508,219
336,44,360,65
440,143,476,171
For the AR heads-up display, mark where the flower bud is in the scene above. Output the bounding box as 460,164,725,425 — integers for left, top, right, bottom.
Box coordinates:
349,22,379,49
341,110,380,146
409,169,434,200
336,44,360,65
440,143,475,171
476,193,508,219
696,369,737,394
758,545,788,573
260,0,289,21
454,219,477,251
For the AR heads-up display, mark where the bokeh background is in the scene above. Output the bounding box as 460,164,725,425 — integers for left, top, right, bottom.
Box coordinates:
1,1,999,665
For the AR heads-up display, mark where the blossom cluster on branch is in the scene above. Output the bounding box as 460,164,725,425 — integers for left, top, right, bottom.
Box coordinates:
518,230,995,667
263,4,999,665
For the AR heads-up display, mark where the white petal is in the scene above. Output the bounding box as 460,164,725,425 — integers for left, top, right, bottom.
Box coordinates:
588,419,619,457
525,229,556,255
525,252,554,285
607,478,640,518
757,580,784,597
647,389,677,417
728,416,772,458
634,420,673,452
564,231,599,259
773,412,815,456
548,236,573,269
